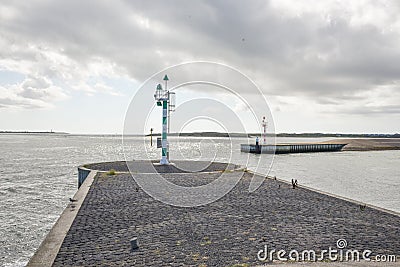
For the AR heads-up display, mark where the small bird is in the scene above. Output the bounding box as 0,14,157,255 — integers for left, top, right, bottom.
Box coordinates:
69,198,78,202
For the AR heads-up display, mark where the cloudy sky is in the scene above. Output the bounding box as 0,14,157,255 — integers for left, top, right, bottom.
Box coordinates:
1,0,400,134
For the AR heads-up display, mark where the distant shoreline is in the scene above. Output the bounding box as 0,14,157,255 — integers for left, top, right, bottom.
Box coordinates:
145,132,400,138
0,131,69,134
321,138,400,151
276,138,400,151
1,131,399,138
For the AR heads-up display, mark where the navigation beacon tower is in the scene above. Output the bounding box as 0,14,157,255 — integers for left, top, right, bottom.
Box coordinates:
154,75,175,164
261,116,267,145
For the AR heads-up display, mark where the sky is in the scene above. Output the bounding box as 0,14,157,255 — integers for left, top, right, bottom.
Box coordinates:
0,0,400,134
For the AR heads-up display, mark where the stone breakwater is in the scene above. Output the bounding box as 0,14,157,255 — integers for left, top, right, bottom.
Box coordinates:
31,161,400,266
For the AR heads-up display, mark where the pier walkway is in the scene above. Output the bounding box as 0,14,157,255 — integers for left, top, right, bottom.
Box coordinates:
29,161,399,266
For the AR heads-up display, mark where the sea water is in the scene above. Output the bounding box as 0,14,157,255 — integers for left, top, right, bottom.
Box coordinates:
0,134,399,266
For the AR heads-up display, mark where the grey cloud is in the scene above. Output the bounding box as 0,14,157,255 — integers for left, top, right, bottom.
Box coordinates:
337,104,400,115
1,0,400,115
316,98,340,105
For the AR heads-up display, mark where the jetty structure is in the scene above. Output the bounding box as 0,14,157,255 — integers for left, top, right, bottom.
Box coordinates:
241,143,347,154
241,117,348,154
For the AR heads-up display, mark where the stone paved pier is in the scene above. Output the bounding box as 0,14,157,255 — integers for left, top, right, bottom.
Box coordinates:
29,161,399,266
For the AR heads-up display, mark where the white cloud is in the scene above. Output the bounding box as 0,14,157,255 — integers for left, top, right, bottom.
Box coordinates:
0,40,128,108
0,77,68,109
93,83,122,96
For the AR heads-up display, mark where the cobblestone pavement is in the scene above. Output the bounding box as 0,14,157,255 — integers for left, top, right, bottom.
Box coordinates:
53,171,400,266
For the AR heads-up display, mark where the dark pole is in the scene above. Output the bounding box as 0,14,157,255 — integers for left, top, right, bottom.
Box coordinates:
163,74,170,161
150,128,153,146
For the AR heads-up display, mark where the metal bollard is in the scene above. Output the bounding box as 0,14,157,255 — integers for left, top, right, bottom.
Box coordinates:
130,237,139,251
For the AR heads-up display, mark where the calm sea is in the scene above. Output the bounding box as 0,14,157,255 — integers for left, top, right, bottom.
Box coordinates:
0,134,399,266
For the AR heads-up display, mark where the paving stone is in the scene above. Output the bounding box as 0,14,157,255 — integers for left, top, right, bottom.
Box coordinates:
53,169,400,266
